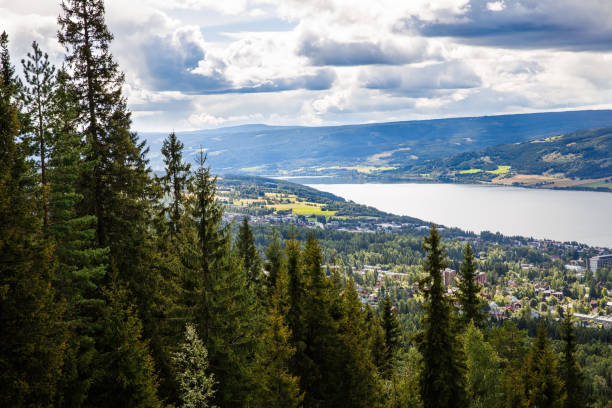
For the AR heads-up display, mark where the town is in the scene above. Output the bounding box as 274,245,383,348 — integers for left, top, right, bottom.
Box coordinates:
219,176,612,329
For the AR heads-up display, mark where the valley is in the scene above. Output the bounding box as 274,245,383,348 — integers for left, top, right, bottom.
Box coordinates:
143,111,612,192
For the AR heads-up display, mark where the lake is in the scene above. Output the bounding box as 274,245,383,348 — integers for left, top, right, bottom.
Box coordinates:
307,183,612,248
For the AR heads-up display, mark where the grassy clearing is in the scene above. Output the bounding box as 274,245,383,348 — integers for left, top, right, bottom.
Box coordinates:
264,192,298,202
268,201,337,216
292,207,337,216
459,168,483,174
486,165,511,175
232,198,266,205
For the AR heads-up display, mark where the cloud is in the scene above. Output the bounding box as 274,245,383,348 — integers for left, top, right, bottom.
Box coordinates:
214,69,337,93
4,0,612,133
361,60,481,96
405,0,612,50
297,34,433,66
142,27,232,93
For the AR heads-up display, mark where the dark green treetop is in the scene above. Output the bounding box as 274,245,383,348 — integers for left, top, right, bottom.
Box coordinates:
417,226,467,408
456,243,486,328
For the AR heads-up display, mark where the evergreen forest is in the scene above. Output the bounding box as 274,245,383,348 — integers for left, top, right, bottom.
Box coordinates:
0,1,608,407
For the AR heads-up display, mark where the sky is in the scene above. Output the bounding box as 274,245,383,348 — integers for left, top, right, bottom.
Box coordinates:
2,0,612,132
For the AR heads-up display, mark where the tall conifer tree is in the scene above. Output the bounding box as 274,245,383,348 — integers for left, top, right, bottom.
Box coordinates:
150,131,192,403
236,216,263,289
285,235,305,358
254,258,303,408
264,229,285,294
157,131,190,237
457,244,485,328
20,41,56,228
298,234,345,408
417,226,467,408
560,314,584,408
523,323,562,408
380,295,401,378
58,0,153,285
188,153,261,407
0,31,67,406
89,277,161,408
335,279,380,408
48,68,109,407
58,3,167,403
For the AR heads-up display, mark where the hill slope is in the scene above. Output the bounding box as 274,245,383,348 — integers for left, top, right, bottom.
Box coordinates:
141,110,612,177
407,127,612,191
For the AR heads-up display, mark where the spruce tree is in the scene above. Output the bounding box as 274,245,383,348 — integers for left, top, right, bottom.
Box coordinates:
48,67,108,302
335,279,380,408
298,233,346,408
560,314,584,408
89,277,161,408
254,259,303,408
0,32,67,406
172,324,216,408
58,3,168,402
380,294,401,379
188,153,260,407
150,132,191,403
365,305,386,374
457,244,485,328
191,151,224,287
48,68,109,407
58,0,153,286
157,131,190,237
20,41,57,228
200,232,261,407
264,229,285,294
236,216,263,289
417,226,467,408
523,323,562,408
285,235,305,356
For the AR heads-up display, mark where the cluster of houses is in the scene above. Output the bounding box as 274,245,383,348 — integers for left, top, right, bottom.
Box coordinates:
223,208,423,235
349,265,413,307
220,196,612,326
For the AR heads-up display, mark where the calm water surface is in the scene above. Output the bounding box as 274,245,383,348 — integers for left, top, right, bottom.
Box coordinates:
308,183,612,248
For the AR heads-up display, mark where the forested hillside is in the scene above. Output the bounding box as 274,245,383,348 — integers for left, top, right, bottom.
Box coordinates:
142,111,612,177
407,127,612,191
0,2,610,408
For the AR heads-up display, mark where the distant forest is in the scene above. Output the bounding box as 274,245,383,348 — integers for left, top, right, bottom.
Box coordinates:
0,1,608,408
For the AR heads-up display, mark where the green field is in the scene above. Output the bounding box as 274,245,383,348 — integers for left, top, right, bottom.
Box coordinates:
270,202,337,216
486,165,511,175
458,168,483,174
292,207,337,216
458,165,510,175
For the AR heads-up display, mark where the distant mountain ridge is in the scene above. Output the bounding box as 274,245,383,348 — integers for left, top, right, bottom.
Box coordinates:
141,110,612,179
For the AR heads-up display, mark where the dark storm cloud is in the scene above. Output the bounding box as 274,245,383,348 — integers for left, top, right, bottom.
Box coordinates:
142,30,231,93
142,31,336,94
402,0,612,51
297,34,430,66
361,61,481,96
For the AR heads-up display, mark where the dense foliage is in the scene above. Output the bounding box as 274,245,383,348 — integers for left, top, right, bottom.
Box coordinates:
0,3,610,407
412,127,612,189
